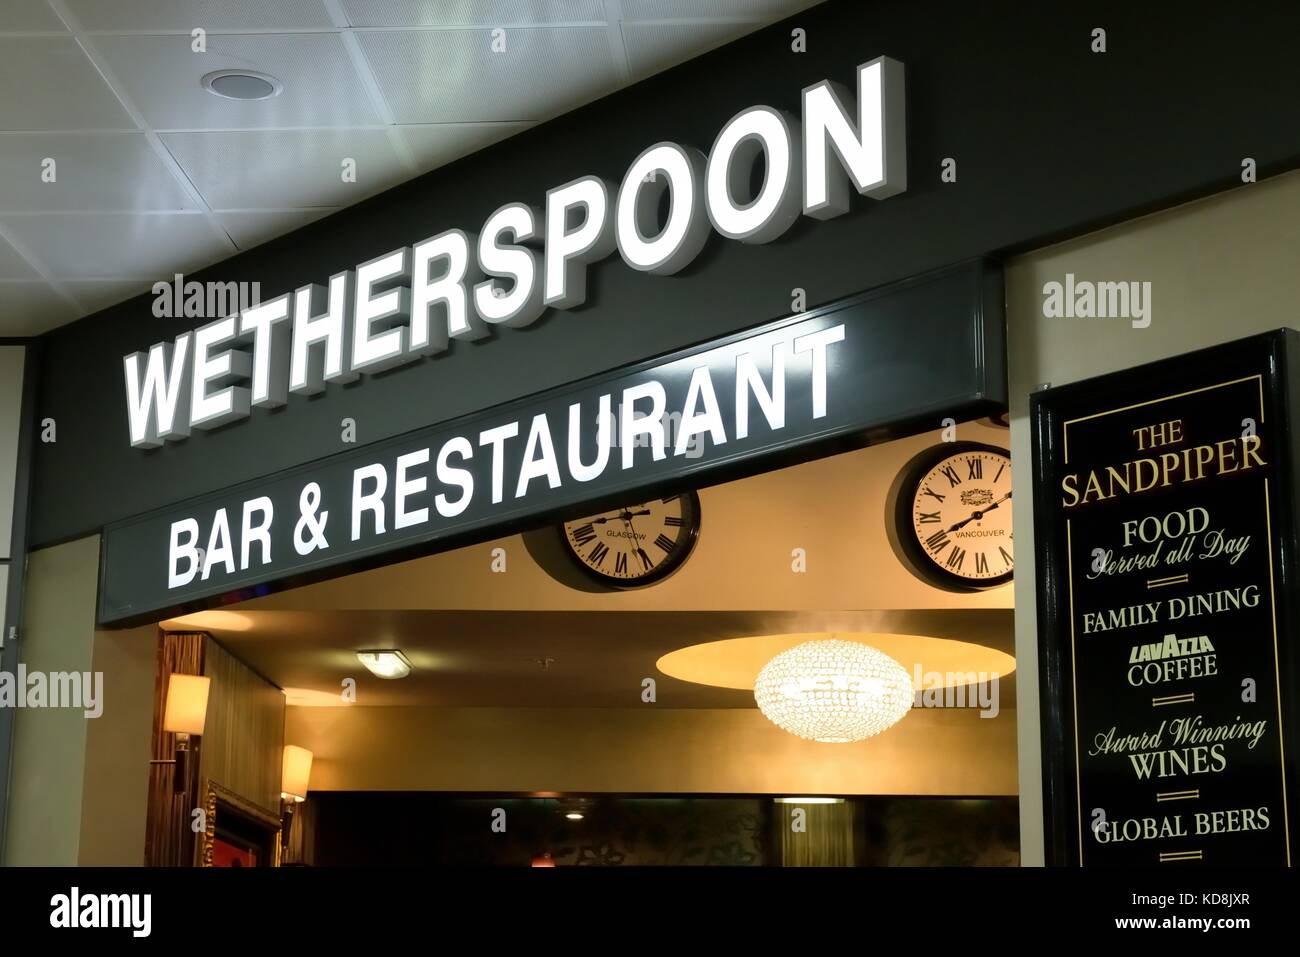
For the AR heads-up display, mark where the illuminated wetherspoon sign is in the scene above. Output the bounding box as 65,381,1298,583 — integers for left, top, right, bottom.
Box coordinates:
120,58,906,449
97,261,1006,624
1032,332,1299,867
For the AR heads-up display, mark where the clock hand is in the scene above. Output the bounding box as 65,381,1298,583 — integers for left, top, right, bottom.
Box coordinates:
595,508,650,525
946,491,1013,532
978,491,1012,519
623,514,650,571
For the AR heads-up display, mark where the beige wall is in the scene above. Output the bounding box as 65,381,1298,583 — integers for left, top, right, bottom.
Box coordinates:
1006,168,1300,864
5,536,157,866
287,704,1017,796
0,346,24,847
4,537,98,865
78,624,155,865
0,345,24,559
0,564,8,660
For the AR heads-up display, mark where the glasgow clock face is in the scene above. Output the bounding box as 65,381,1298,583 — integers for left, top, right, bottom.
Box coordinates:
559,492,701,589
898,443,1013,590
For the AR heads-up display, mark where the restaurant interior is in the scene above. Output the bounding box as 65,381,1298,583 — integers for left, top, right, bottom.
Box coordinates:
139,416,1018,867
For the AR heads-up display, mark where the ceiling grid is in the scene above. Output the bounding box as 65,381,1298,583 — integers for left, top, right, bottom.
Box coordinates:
0,0,821,335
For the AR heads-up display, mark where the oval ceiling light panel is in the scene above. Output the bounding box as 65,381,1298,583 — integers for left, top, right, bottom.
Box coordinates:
657,632,1016,691
160,610,256,632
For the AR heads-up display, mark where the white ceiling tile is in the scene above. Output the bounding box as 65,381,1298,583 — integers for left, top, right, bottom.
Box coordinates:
342,0,606,26
622,21,756,82
0,132,197,211
0,233,38,278
62,0,336,31
0,213,234,278
622,0,817,20
0,0,815,337
0,282,79,334
64,278,154,314
163,129,404,209
91,33,381,130
359,27,618,123
0,0,69,32
0,37,135,130
215,208,338,250
400,122,532,172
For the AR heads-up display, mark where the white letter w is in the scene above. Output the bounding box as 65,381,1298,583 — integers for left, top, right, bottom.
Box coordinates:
123,334,193,448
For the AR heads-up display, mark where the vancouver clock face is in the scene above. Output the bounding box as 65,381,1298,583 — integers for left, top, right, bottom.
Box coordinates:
900,443,1013,590
560,492,701,588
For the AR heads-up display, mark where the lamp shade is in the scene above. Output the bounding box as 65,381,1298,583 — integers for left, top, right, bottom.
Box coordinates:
281,745,314,801
753,639,914,743
162,673,210,736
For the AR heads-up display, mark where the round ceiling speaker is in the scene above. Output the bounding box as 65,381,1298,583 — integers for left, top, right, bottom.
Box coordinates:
202,70,283,101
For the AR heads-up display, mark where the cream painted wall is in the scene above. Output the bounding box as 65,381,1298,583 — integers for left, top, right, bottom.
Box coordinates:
245,421,1015,614
5,536,156,866
78,625,155,865
0,345,24,559
287,704,1017,796
1007,168,1300,865
0,346,23,794
4,536,99,865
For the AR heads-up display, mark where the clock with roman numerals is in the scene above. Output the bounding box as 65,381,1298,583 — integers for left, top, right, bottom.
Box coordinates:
893,442,1013,591
559,492,701,588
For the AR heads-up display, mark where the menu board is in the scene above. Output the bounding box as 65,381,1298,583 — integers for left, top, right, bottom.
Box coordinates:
1032,332,1297,866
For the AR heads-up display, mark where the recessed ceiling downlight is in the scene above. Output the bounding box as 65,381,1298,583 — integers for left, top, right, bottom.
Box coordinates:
356,650,412,679
202,70,283,101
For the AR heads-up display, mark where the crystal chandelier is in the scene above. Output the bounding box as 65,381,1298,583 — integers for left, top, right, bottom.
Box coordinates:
753,638,914,743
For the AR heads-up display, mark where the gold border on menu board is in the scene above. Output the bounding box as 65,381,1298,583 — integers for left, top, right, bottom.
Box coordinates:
1062,375,1266,466
1060,375,1290,865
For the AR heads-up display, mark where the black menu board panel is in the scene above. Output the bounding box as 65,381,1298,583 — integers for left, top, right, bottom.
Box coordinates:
1032,330,1300,867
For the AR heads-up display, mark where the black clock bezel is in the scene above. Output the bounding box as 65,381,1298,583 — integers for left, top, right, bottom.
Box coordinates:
556,491,702,589
890,441,1014,592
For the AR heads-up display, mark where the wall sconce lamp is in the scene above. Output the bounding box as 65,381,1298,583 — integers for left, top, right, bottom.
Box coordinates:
280,745,313,851
153,673,210,793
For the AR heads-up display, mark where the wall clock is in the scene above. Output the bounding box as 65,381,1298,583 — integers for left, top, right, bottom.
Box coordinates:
558,492,701,589
892,442,1013,591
